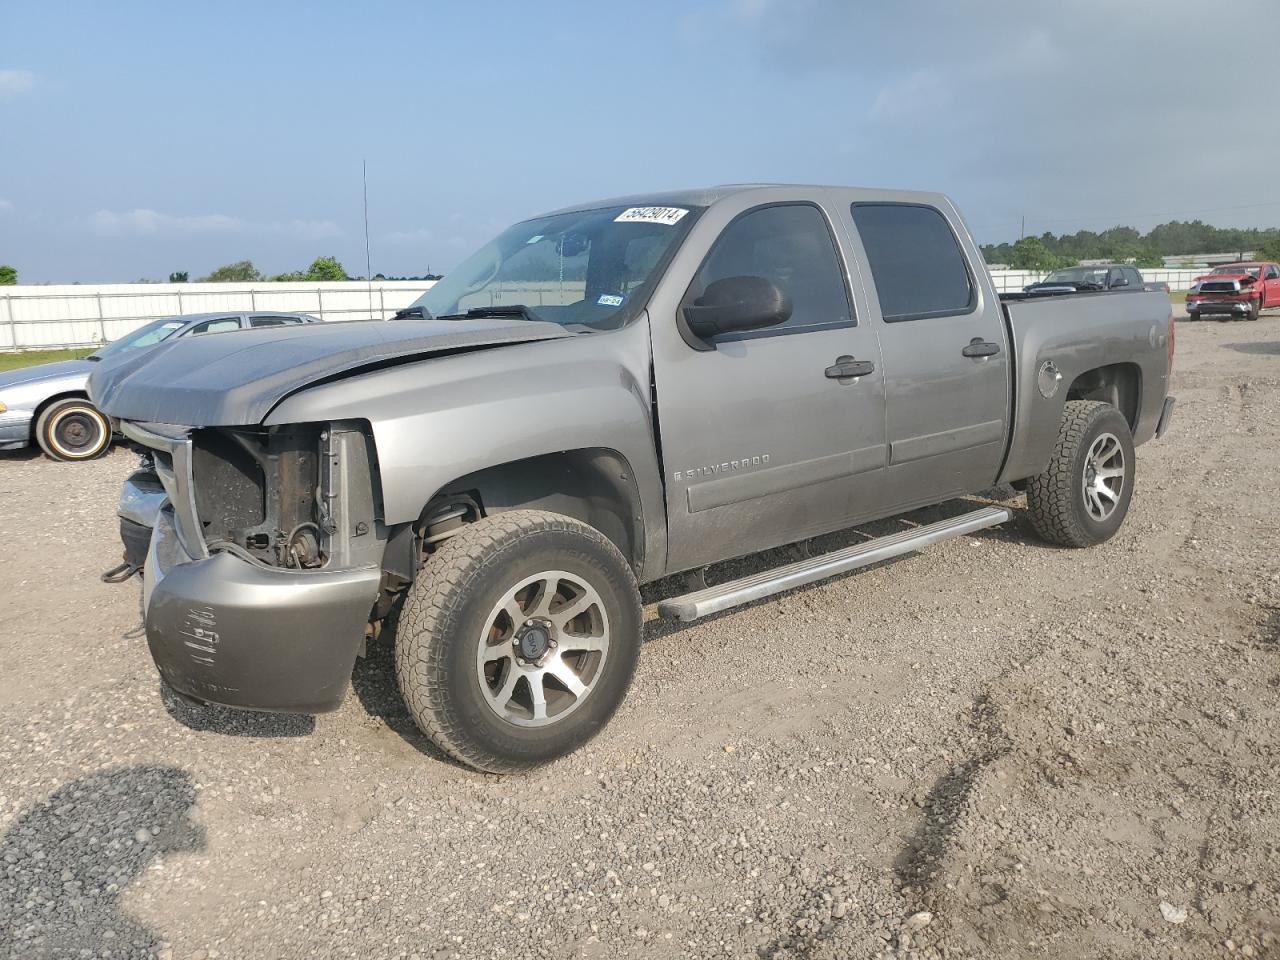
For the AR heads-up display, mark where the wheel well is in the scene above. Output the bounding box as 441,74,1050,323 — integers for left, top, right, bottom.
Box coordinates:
1065,363,1140,431
30,390,92,441
420,449,645,572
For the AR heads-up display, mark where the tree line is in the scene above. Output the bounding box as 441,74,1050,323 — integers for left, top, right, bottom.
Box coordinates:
0,258,444,285
170,256,442,283
982,220,1280,270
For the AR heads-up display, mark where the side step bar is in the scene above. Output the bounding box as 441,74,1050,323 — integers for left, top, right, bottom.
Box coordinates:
657,505,1013,622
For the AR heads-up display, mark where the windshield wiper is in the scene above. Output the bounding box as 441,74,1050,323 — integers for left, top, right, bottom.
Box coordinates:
392,305,433,320
436,305,543,322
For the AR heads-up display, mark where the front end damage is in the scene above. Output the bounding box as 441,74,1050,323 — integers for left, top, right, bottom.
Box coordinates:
120,419,383,713
1186,276,1259,317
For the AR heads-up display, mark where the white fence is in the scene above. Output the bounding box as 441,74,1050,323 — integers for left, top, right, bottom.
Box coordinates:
987,268,1205,293
0,268,1207,352
0,280,437,351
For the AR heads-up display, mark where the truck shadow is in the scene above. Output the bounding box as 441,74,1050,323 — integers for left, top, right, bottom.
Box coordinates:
0,765,204,958
641,492,1028,644
348,637,471,767
158,683,316,738
1224,341,1280,355
346,492,1033,760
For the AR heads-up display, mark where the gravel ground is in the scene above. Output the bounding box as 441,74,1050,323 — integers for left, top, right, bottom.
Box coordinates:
1,316,1278,960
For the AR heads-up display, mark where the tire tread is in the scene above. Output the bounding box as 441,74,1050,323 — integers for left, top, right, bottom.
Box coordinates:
1026,400,1117,548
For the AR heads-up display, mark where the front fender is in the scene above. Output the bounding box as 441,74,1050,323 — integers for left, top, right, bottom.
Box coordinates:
265,320,667,579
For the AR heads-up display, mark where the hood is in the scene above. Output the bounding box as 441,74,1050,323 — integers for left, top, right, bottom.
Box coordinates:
0,358,95,390
88,318,573,427
1195,271,1257,283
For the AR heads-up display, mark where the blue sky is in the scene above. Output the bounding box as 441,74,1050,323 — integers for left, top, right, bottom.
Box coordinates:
2,0,1274,283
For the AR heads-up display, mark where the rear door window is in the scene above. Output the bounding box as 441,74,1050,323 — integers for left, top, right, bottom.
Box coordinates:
851,203,974,322
249,315,304,328
185,317,243,336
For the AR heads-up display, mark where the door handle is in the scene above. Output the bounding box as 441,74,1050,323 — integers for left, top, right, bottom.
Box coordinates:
962,337,1001,358
825,356,875,379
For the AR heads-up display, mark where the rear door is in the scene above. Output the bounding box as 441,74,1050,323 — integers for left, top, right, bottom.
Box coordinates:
651,201,888,571
848,202,1010,510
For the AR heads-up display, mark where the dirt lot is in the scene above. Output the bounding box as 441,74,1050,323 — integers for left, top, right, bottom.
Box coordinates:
1,317,1278,960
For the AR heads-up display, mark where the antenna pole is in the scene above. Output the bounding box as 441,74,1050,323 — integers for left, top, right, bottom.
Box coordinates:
363,159,375,318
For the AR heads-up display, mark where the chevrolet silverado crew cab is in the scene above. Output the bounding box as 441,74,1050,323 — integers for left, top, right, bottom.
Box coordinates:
90,185,1176,773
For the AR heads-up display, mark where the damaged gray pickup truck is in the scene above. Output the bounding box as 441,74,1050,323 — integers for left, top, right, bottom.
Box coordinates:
91,185,1176,773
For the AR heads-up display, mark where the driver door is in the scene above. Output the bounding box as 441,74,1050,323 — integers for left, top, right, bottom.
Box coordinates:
650,202,888,572
1265,263,1280,307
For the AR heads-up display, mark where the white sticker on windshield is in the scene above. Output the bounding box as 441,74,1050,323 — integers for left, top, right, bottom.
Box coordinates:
526,234,544,244
597,294,624,307
614,206,689,226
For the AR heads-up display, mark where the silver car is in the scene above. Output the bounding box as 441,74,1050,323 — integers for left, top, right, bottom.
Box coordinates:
0,311,320,461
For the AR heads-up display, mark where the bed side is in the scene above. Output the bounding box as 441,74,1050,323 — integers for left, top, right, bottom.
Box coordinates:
998,290,1172,485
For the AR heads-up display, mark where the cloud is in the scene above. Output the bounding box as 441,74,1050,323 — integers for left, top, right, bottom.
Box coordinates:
89,208,342,240
382,227,433,244
0,198,12,213
733,0,771,21
0,69,35,98
725,0,1280,240
868,69,952,123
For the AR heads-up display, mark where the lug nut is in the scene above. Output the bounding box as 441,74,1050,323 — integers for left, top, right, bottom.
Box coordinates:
517,658,527,666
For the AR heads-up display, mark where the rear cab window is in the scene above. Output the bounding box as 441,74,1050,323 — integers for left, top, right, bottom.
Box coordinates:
850,203,974,322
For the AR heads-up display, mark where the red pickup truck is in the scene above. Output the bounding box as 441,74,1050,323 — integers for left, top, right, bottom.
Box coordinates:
1186,261,1280,321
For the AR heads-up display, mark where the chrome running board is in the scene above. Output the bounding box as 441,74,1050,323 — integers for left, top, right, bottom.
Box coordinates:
657,505,1013,622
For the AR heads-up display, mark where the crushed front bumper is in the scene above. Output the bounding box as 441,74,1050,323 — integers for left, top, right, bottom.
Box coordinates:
1187,299,1253,316
144,506,381,713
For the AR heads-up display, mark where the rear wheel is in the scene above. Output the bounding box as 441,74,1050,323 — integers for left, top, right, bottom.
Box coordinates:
35,398,111,461
1026,400,1135,548
392,510,642,773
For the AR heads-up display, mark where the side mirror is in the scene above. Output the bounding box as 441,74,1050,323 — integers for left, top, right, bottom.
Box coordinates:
682,276,792,341
1110,276,1129,288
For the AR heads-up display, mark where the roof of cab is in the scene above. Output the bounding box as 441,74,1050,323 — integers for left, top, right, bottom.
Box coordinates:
534,183,956,221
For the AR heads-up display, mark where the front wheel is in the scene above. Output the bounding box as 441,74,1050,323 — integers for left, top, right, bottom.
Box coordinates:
34,398,112,461
392,510,642,773
1248,298,1262,321
1026,400,1135,548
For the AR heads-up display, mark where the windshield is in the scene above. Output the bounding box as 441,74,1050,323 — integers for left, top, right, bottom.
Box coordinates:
1042,267,1109,285
1212,264,1260,278
92,317,184,359
409,204,702,331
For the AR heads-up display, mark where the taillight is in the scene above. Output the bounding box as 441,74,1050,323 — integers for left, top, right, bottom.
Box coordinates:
1167,313,1175,374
